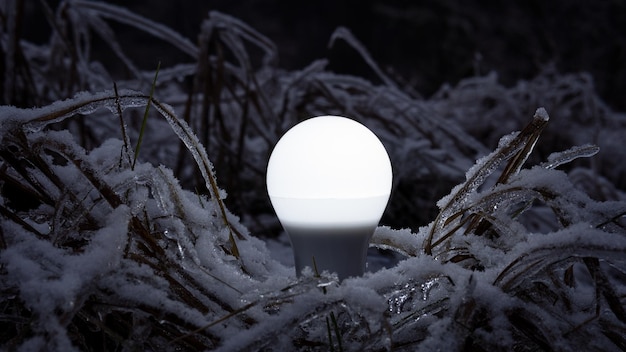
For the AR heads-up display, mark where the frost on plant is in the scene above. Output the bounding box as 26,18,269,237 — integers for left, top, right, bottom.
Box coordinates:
1,1,626,351
2,92,625,351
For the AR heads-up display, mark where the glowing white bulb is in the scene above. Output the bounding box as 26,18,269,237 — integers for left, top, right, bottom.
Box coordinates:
267,115,392,279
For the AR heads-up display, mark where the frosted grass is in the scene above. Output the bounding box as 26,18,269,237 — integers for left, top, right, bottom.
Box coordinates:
1,1,625,350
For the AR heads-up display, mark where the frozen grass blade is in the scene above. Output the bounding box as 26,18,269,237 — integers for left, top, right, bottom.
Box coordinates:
326,315,335,352
113,82,132,166
72,0,199,57
137,96,243,260
497,108,549,184
330,311,344,352
425,108,549,255
329,27,399,91
541,144,600,169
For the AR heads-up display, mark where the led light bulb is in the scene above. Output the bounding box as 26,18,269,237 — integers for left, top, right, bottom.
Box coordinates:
267,115,392,279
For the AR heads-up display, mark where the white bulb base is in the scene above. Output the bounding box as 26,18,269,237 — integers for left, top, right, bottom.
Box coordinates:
286,223,375,280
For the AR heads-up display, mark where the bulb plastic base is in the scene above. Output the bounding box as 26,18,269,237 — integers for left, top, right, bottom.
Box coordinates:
285,224,375,280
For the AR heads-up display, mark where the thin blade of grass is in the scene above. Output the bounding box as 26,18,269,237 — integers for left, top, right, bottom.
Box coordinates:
326,316,335,352
330,311,344,352
132,61,160,170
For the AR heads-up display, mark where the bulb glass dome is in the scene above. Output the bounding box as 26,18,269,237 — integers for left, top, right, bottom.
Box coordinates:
267,115,392,228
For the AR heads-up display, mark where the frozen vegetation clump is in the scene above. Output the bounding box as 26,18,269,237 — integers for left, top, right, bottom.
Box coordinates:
1,1,625,350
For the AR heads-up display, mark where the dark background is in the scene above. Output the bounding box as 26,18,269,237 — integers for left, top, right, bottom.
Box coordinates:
16,0,626,234
21,0,626,111
209,0,626,113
